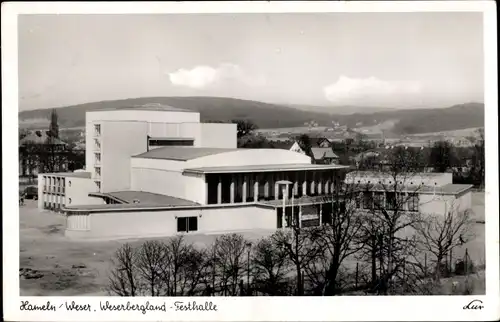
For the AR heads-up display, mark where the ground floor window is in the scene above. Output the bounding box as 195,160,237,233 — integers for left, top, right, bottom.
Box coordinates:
177,216,198,233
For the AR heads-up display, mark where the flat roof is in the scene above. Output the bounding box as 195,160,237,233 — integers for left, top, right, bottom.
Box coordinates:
352,183,473,195
258,195,335,208
95,103,196,113
184,163,351,174
148,137,195,141
41,171,91,179
89,191,199,206
133,146,240,161
347,171,448,178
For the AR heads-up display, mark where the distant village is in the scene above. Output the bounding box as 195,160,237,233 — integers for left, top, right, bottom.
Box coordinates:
19,111,484,189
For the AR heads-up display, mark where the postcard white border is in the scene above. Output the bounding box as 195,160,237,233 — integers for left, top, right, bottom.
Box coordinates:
2,1,498,321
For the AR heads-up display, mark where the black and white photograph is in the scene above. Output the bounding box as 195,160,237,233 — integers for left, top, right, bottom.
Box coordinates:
2,1,499,321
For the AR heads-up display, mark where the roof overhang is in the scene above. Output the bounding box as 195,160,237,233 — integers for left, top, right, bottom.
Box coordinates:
183,164,351,175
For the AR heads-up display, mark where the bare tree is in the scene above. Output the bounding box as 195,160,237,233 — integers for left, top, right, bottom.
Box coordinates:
414,207,475,280
352,146,428,294
108,243,140,296
251,236,291,295
136,240,166,296
214,233,249,295
307,182,365,295
271,224,319,295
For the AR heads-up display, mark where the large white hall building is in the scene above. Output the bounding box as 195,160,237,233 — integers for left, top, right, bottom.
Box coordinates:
37,103,473,240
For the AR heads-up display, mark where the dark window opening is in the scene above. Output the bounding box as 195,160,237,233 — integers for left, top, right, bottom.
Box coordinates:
149,139,194,147
177,216,198,232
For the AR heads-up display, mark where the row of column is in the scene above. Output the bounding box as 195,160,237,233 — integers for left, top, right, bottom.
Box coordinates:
41,175,66,211
208,171,338,204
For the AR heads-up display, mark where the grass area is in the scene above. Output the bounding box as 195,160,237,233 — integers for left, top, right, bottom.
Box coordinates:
19,193,486,296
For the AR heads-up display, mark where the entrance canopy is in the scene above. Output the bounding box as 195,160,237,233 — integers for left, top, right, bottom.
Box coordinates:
183,163,350,175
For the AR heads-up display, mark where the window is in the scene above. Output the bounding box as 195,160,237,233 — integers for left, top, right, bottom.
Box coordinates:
355,193,362,208
68,198,72,204
95,153,101,164
68,181,71,187
386,192,397,210
373,192,384,208
407,194,419,212
149,139,194,147
94,124,101,136
177,216,198,232
363,192,372,209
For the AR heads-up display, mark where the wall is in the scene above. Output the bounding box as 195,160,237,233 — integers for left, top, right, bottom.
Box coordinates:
65,177,104,206
86,110,200,124
101,121,148,192
198,123,237,148
65,205,276,240
418,192,472,216
130,158,195,200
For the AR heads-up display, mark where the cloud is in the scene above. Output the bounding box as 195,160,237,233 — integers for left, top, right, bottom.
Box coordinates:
168,63,265,89
323,76,422,105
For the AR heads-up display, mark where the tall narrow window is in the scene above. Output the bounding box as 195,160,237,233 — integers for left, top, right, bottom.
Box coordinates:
94,124,101,136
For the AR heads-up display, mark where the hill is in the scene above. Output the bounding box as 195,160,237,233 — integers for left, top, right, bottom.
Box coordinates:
286,104,394,115
18,97,340,130
18,97,484,135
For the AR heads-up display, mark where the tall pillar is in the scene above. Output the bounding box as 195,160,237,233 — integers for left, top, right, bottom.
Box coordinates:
319,203,323,226
217,175,222,204
299,204,303,228
205,175,209,204
311,172,316,195
230,174,235,203
242,174,247,203
293,172,299,197
302,172,308,196
264,174,270,199
318,171,323,195
254,175,259,202
274,173,279,200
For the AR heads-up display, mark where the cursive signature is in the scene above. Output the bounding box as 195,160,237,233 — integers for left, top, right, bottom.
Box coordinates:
463,299,484,310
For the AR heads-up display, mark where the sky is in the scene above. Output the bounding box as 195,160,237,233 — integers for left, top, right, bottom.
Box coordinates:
18,12,484,111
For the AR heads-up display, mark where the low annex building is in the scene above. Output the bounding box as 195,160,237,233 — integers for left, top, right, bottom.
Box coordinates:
37,104,473,240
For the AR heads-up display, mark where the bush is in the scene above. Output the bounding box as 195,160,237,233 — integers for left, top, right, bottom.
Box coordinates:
454,259,475,276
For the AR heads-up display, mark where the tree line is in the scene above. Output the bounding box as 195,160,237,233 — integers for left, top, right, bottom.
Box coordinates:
108,147,479,296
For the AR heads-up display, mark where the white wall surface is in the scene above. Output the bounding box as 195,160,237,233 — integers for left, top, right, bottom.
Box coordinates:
65,205,277,239
198,123,237,148
65,177,104,206
86,110,200,124
101,121,148,192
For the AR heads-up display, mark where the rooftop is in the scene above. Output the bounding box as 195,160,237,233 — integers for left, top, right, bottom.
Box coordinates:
41,171,91,178
102,191,199,206
352,183,473,195
133,146,240,161
311,147,339,159
184,163,351,174
19,131,67,146
96,103,196,113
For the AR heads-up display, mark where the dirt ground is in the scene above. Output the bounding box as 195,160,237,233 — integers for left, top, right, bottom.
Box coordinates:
19,192,486,296
18,199,273,296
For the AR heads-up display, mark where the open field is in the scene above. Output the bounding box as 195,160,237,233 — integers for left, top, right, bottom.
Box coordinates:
19,200,273,296
19,193,485,296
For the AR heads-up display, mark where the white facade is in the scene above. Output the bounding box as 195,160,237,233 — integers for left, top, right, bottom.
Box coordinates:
84,108,237,194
